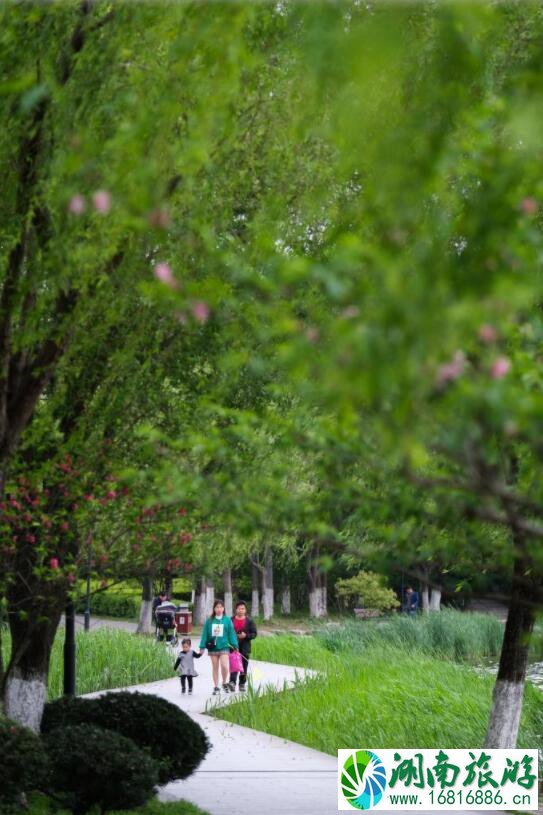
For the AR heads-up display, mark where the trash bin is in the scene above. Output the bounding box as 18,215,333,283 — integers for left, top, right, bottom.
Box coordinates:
175,605,192,635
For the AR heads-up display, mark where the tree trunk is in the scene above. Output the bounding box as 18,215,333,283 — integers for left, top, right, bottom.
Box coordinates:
164,575,173,599
204,578,215,617
251,555,260,618
421,581,430,613
194,576,207,625
262,546,274,620
308,552,327,618
485,553,539,748
3,609,62,732
223,568,233,617
136,576,154,634
281,584,291,615
429,586,442,611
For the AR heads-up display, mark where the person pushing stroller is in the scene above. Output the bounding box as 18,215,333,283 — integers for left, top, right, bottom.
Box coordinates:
173,638,202,694
155,597,177,643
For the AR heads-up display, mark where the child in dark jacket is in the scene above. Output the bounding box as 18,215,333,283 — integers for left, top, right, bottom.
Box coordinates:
173,638,202,694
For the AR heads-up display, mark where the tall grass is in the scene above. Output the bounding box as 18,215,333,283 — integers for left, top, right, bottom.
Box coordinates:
227,611,542,757
2,629,175,699
251,610,506,668
219,644,543,755
316,610,505,663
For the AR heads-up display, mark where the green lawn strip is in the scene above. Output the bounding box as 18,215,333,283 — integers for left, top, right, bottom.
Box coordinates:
217,643,543,756
2,629,175,700
26,793,208,815
252,631,329,668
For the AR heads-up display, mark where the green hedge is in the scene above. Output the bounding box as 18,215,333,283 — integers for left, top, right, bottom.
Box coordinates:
75,592,139,620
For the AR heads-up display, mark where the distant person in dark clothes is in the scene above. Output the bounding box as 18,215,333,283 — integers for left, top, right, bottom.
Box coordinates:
228,600,257,692
173,638,202,694
403,586,419,616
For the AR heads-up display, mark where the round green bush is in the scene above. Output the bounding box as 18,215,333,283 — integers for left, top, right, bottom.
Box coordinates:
43,723,158,814
0,717,49,807
42,690,210,783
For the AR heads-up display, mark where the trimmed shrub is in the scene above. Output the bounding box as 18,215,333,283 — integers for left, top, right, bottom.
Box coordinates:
335,571,399,612
42,691,210,783
0,717,49,808
44,723,158,814
75,591,139,619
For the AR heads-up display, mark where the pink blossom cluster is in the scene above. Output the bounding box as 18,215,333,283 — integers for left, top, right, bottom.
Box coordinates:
68,190,112,215
436,351,466,385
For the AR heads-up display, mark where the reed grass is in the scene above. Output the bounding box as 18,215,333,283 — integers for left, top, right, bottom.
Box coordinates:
218,643,543,755
317,610,505,663
252,609,508,666
2,629,175,700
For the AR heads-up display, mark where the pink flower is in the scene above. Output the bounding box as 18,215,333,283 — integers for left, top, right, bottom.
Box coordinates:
92,190,112,214
191,301,210,324
153,262,178,289
84,493,95,502
68,194,86,215
436,351,466,385
25,534,36,544
50,557,59,570
520,197,538,215
67,573,76,584
490,356,511,379
60,521,69,532
106,490,117,500
478,324,497,344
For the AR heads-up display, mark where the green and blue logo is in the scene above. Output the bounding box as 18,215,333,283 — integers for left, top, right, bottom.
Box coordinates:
341,750,387,810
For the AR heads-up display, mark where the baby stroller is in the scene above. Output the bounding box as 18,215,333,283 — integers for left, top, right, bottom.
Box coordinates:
155,601,178,645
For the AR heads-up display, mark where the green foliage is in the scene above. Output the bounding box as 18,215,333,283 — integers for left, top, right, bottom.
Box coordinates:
25,792,209,815
42,691,209,784
0,717,49,808
43,724,158,814
335,571,399,612
74,591,139,620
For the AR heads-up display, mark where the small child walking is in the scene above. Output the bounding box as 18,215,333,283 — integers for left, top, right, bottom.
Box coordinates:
173,638,202,694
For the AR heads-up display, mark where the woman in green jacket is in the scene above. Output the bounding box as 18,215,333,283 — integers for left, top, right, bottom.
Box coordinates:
199,599,239,695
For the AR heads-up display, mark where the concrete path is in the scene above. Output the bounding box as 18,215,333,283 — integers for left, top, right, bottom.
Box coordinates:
74,613,137,632
100,656,337,814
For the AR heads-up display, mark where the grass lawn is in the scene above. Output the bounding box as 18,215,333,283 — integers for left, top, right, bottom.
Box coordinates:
26,793,208,815
215,614,543,757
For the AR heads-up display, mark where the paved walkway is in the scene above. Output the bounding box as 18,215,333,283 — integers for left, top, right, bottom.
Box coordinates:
91,657,336,814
